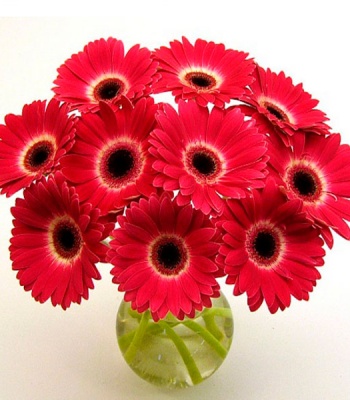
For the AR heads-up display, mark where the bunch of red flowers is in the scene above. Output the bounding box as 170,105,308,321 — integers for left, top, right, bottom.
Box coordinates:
1,37,349,321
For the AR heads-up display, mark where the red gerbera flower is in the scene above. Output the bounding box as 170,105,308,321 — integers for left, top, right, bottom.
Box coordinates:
217,178,325,313
61,98,158,215
0,99,75,197
10,173,109,309
152,36,255,108
241,65,330,136
267,130,350,247
52,37,159,113
107,193,221,321
149,100,268,215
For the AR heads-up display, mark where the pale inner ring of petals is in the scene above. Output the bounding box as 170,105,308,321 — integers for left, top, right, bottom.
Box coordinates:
184,143,225,184
149,234,189,277
88,74,129,102
48,216,83,263
259,96,295,125
179,68,222,92
246,221,284,269
21,135,57,174
285,161,325,203
98,140,144,189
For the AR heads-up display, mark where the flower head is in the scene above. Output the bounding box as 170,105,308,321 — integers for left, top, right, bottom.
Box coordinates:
150,100,268,215
53,37,159,113
1,35,347,322
10,173,109,309
217,178,325,313
107,193,221,321
242,65,330,137
0,99,75,197
152,36,255,108
61,98,158,215
267,130,350,247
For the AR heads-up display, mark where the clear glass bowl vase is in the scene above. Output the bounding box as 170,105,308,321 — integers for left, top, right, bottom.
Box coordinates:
116,291,233,388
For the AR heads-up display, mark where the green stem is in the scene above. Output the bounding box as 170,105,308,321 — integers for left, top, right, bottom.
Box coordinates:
182,320,228,359
123,310,151,365
119,322,166,352
127,307,143,320
118,330,136,352
202,313,223,341
158,320,203,385
204,307,233,319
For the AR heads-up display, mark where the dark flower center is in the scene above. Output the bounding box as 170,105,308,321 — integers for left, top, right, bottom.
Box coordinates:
24,140,55,172
94,78,125,101
157,242,181,270
30,146,50,166
151,235,188,276
57,226,76,252
185,145,223,184
52,218,82,260
100,142,143,189
192,152,216,175
254,231,276,259
191,76,211,88
247,225,282,268
262,101,289,123
184,71,217,91
293,170,317,197
107,149,134,179
287,164,323,202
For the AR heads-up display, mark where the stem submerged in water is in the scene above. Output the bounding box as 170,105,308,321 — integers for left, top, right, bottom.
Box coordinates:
182,319,228,359
157,320,203,385
117,296,233,388
123,310,151,365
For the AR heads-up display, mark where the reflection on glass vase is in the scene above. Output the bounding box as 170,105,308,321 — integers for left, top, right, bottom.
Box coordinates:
116,291,233,388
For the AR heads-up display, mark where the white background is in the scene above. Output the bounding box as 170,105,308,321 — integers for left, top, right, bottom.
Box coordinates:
1,2,350,399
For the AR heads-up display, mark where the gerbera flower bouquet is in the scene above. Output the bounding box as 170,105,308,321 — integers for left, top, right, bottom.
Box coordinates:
1,36,350,388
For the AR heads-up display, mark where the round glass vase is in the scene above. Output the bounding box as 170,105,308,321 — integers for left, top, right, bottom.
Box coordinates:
116,292,233,388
